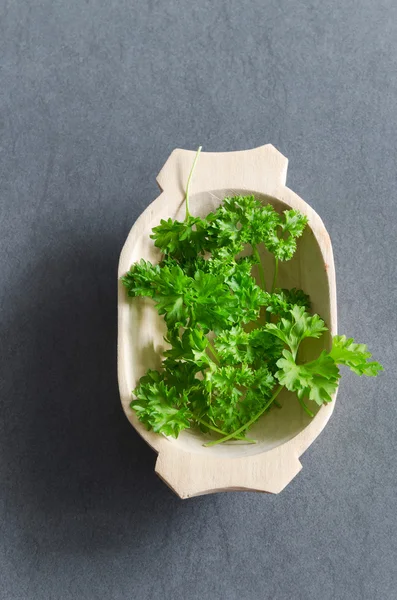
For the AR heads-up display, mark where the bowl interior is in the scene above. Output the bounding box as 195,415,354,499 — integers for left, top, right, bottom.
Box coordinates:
122,188,332,458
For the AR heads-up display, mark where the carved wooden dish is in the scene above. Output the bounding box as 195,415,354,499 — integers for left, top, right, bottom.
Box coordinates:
118,145,337,498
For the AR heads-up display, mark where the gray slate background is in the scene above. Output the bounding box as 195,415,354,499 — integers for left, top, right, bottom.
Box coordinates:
1,1,396,598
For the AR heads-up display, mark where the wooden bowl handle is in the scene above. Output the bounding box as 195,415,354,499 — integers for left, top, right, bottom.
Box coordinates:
156,144,288,198
155,441,302,499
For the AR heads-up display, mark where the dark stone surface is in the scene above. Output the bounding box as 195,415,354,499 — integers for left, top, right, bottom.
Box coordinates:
1,1,396,598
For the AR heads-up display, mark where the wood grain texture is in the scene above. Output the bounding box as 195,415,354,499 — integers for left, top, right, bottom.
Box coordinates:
118,145,337,498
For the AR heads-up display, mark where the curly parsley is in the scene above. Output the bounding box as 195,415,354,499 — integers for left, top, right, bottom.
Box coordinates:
121,148,383,445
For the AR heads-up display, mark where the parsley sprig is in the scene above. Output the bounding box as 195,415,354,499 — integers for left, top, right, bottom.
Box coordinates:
121,148,383,445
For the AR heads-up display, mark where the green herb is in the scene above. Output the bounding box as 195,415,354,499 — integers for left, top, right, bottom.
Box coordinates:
121,147,383,445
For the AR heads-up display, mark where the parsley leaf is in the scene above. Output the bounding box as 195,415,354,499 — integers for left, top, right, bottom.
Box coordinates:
261,288,311,319
275,350,340,405
266,306,327,358
121,259,160,298
132,379,192,438
214,326,249,365
150,216,209,260
266,210,308,261
331,335,383,376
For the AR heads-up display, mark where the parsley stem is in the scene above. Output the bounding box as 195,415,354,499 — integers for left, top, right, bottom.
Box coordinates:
185,145,202,222
252,244,266,290
225,437,257,444
297,395,314,418
203,385,284,447
196,418,256,443
271,256,279,293
195,417,229,435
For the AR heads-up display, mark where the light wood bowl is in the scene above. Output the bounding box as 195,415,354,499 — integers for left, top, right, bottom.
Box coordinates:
118,145,337,498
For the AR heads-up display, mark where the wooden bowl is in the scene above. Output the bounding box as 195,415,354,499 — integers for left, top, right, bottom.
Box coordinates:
118,145,337,498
